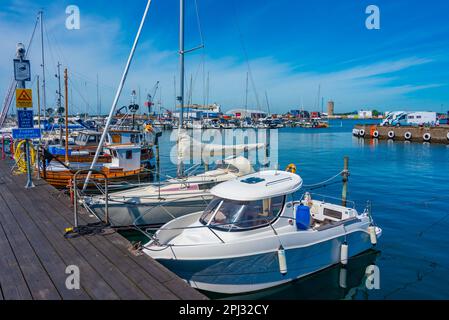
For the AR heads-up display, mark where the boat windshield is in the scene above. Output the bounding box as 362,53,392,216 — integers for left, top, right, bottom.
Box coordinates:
200,196,285,231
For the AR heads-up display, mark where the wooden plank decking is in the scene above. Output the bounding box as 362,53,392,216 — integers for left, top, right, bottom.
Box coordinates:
0,159,207,300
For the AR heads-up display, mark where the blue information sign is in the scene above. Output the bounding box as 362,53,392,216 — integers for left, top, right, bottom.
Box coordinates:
12,128,41,140
17,109,34,128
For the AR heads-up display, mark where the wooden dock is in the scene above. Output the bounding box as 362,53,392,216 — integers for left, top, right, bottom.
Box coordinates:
0,159,207,300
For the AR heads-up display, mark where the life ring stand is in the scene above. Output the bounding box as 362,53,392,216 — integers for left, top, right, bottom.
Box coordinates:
285,163,297,174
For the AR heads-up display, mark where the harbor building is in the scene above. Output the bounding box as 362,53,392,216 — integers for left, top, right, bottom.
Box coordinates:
327,101,334,117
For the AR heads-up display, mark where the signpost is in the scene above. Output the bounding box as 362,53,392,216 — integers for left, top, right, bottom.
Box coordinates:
17,109,34,128
14,43,35,188
12,128,41,140
16,88,33,108
13,59,31,82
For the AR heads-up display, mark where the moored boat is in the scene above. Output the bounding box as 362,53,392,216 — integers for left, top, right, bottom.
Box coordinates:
142,169,381,294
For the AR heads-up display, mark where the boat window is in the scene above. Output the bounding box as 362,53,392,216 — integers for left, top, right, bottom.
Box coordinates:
200,198,223,225
88,135,97,142
201,196,285,231
126,150,133,159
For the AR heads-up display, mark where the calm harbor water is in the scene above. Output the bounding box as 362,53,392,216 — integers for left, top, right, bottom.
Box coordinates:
124,119,449,300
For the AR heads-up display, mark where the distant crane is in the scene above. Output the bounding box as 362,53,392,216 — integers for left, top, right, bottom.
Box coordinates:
145,81,159,115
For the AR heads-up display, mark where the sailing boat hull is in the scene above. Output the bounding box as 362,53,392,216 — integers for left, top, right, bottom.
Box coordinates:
87,193,212,227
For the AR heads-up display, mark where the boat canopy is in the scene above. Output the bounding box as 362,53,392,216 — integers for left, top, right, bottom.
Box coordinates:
211,170,302,201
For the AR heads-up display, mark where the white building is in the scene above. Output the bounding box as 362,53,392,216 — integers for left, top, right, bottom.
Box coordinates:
358,110,373,119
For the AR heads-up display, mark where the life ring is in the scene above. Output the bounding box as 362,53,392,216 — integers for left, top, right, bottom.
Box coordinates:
285,163,297,174
359,129,365,137
387,131,395,139
13,140,36,174
372,130,379,138
404,132,412,140
145,124,154,132
423,133,431,142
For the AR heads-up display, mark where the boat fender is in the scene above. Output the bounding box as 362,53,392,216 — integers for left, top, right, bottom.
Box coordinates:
387,130,395,139
368,226,377,245
447,132,449,140
423,133,431,142
404,132,412,140
340,242,348,265
372,130,379,138
352,129,359,136
277,245,287,275
359,129,365,137
339,267,347,289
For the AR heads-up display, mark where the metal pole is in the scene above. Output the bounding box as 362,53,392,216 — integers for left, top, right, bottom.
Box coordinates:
16,44,35,188
82,0,153,191
342,156,349,207
64,68,69,165
73,176,78,228
176,0,185,177
36,75,41,180
39,11,47,120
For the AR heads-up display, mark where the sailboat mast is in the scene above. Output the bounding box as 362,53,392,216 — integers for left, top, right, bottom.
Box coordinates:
177,0,185,177
82,0,153,191
39,11,47,119
245,72,249,114
57,62,62,146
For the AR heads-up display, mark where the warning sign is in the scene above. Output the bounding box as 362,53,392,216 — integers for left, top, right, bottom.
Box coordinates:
16,89,33,108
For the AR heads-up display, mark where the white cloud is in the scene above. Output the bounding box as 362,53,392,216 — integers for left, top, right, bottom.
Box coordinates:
0,3,445,116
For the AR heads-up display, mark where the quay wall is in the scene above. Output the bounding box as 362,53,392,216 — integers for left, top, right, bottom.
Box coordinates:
353,124,449,144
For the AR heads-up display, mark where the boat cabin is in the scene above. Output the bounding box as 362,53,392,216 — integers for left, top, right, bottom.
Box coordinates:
200,170,302,231
74,131,102,147
104,144,142,172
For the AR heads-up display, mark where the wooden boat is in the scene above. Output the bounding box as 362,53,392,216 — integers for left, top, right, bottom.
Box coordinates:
48,129,155,164
40,143,153,189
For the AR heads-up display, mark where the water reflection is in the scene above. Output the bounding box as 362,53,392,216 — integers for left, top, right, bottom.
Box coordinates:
207,250,380,300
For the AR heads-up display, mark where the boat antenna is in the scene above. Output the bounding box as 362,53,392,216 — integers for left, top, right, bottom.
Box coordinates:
82,0,153,191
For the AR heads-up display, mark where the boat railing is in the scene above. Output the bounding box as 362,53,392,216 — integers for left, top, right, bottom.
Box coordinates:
300,192,356,209
138,211,297,249
131,193,212,227
73,169,109,227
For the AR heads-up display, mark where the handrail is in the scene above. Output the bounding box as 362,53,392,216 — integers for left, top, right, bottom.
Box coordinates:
73,169,109,227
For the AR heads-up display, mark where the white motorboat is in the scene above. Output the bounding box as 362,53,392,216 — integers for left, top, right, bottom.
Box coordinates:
143,169,382,294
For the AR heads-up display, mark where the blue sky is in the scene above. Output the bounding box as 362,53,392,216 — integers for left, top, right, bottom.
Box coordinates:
1,0,448,114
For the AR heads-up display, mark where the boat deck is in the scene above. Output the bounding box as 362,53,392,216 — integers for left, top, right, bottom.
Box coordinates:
0,159,207,300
